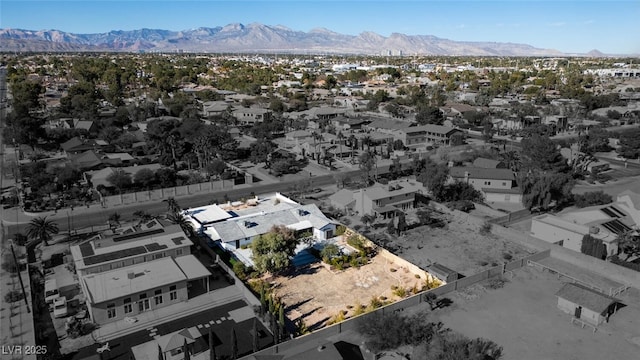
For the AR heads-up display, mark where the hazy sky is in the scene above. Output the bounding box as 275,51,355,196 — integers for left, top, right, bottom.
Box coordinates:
2,0,639,54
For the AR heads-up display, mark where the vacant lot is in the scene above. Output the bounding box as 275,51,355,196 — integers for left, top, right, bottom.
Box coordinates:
434,266,640,360
271,254,424,331
387,210,534,276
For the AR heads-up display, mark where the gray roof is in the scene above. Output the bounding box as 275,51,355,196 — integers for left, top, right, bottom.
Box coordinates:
403,124,461,135
449,167,514,181
472,157,504,169
210,203,333,243
555,283,618,314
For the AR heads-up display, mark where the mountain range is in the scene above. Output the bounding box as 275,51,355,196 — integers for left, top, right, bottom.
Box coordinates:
0,23,568,56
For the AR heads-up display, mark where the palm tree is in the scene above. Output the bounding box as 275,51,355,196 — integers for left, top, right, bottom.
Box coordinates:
616,231,640,260
337,131,344,160
108,212,121,230
26,216,59,246
133,210,153,224
163,197,180,215
166,212,195,238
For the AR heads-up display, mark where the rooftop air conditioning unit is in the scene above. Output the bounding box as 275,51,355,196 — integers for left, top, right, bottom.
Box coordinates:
589,226,600,234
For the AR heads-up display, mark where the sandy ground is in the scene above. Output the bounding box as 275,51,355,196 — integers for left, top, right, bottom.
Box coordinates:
432,266,640,360
271,255,424,331
389,212,534,276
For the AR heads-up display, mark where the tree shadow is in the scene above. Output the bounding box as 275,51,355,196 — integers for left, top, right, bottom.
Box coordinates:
285,297,314,312
307,317,330,332
299,307,322,320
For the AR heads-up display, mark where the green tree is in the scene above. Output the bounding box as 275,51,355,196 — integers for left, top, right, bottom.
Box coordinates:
106,169,132,192
320,243,340,261
166,212,195,238
617,128,640,159
616,231,640,261
416,158,450,198
26,216,59,246
574,191,612,208
580,234,607,260
396,212,407,234
518,171,574,210
250,225,300,274
415,106,444,125
359,151,376,183
163,197,181,214
520,134,568,173
133,168,157,189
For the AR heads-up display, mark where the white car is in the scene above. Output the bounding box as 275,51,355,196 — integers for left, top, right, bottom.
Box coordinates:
53,297,68,318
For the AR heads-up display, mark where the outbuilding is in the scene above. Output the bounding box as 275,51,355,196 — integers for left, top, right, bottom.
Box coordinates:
555,283,620,326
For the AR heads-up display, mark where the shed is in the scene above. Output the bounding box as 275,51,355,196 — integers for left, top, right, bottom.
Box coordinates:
555,283,620,326
428,263,459,283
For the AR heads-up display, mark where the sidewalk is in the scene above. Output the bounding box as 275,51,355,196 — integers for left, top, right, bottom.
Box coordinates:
92,285,243,342
0,246,37,360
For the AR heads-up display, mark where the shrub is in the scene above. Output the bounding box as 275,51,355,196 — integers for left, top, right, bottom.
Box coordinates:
486,277,508,290
335,225,347,236
390,268,397,272
233,262,248,281
574,191,613,208
393,287,407,298
353,303,366,316
479,221,492,235
502,252,513,261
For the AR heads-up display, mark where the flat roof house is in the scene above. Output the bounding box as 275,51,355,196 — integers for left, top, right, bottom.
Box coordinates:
530,192,640,257
351,180,424,219
184,193,337,265
70,224,192,276
81,255,210,325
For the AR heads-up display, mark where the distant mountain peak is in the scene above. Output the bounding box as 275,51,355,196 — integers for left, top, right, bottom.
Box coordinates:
586,49,606,57
0,23,566,56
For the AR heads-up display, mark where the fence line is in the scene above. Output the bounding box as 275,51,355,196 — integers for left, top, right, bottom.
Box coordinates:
527,260,604,293
243,249,551,359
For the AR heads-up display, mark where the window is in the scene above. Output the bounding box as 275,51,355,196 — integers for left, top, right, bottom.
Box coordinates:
176,248,183,256
155,289,163,305
123,298,132,314
170,285,177,301
502,182,507,186
154,253,163,260
107,303,116,319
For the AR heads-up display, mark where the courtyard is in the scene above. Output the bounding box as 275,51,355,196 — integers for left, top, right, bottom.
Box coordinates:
271,253,428,331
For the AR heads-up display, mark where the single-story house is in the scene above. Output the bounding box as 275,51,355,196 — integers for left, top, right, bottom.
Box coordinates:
555,283,620,326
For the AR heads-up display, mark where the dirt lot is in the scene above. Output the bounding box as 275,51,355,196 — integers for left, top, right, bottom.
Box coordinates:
387,210,534,276
431,266,640,360
271,254,424,331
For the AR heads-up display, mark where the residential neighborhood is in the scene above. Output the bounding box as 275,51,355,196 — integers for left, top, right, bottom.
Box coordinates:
2,45,640,360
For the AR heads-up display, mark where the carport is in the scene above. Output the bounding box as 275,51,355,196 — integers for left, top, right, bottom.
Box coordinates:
175,255,212,298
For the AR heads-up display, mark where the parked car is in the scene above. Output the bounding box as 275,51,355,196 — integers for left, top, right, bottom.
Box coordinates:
53,296,68,318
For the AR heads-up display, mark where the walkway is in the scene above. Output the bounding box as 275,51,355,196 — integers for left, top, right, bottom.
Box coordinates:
0,244,37,360
93,286,243,342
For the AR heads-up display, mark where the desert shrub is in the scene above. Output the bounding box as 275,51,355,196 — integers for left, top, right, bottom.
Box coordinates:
352,303,366,316
335,225,347,236
479,221,492,235
320,243,340,261
393,286,407,298
502,252,513,261
486,277,508,290
233,262,249,281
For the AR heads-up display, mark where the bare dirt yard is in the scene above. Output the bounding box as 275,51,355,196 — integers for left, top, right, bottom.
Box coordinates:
387,210,534,276
271,254,425,331
430,266,640,360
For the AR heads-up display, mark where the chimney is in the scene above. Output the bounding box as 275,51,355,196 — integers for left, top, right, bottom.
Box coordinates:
127,271,135,280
